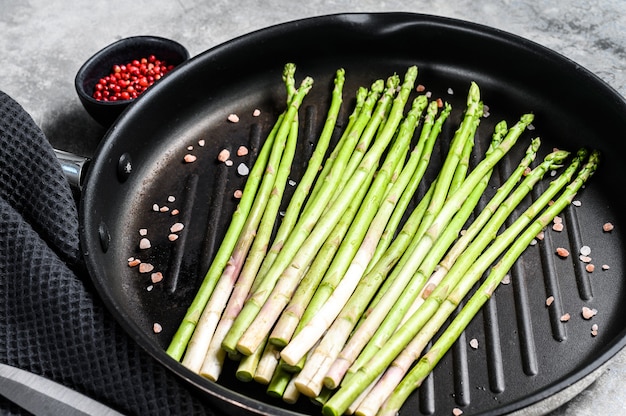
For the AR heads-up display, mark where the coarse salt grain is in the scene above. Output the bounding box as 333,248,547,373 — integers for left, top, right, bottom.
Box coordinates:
170,223,184,233
225,159,234,166
168,195,176,203
237,146,249,156
139,263,154,273
602,264,610,270
146,285,153,292
139,238,151,250
198,139,205,147
552,222,564,232
171,209,179,216
187,145,194,151
581,306,598,320
469,338,479,349
153,323,163,333
152,204,160,212
546,296,555,307
128,258,141,267
452,408,464,416
586,264,595,273
560,313,571,322
591,323,599,337
139,228,148,236
447,87,454,95
536,230,545,240
184,154,197,163
416,84,426,92
572,200,582,207
556,247,570,258
227,113,240,123
237,163,250,176
580,255,592,263
160,206,170,213
501,274,511,285
253,109,261,117
603,222,614,232
168,234,179,242
580,245,591,256
288,179,297,186
217,149,230,162
234,189,243,199
151,272,164,283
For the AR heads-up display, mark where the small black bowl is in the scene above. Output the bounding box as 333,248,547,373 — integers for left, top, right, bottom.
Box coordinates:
75,35,189,128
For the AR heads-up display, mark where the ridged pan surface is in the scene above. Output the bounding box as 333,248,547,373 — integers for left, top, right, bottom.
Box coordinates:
79,13,626,416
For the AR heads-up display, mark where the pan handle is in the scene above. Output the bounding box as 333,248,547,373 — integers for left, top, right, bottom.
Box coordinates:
54,149,90,191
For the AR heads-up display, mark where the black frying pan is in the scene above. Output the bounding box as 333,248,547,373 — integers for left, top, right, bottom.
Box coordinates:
75,12,626,416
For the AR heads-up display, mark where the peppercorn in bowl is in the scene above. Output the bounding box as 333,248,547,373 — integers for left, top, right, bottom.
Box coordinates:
75,35,189,127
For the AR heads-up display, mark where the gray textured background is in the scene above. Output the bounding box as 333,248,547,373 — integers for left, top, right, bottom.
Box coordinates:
1,1,625,415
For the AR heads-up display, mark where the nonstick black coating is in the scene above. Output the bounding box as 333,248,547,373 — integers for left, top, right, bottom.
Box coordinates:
79,13,626,416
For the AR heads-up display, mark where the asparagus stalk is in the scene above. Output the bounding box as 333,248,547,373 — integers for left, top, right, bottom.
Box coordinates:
354,144,568,416
198,70,346,379
234,66,419,357
266,78,405,348
220,77,387,354
376,150,599,416
254,68,346,283
323,147,584,416
184,106,301,373
165,64,304,360
276,95,428,359
366,100,440,274
325,86,484,382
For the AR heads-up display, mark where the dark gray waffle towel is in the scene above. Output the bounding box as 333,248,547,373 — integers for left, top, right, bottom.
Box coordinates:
0,90,214,415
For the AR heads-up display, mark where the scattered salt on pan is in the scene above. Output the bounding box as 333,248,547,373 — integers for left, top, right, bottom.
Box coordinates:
237,146,249,157
581,306,598,320
556,247,570,258
237,163,250,176
170,223,184,233
151,272,164,284
217,149,230,162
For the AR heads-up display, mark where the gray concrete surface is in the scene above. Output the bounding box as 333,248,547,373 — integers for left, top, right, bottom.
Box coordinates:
1,0,625,415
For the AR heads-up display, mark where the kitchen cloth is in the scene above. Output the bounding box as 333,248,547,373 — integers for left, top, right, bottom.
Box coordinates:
0,90,215,416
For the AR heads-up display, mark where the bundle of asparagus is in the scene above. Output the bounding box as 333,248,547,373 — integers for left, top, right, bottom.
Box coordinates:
165,63,599,416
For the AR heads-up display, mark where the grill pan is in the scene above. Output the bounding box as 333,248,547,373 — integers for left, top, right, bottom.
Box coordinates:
76,12,626,415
